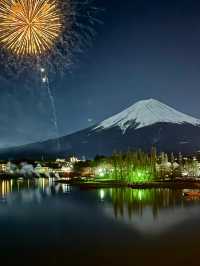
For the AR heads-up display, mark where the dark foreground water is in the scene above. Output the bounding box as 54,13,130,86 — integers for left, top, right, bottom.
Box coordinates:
0,178,200,266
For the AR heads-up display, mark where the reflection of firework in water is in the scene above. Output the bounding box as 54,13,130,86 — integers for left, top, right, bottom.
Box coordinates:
0,0,99,79
0,0,62,56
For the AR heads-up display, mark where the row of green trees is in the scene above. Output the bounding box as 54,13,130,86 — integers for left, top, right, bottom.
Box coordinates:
94,148,158,183
73,149,200,183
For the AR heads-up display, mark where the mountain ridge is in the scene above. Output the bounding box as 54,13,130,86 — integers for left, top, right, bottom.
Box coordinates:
1,98,200,159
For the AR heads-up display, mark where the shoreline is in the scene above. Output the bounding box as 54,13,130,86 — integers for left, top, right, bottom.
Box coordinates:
55,179,200,190
1,175,200,190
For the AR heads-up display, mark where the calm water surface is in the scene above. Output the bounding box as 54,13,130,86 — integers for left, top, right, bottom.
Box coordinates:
0,178,200,266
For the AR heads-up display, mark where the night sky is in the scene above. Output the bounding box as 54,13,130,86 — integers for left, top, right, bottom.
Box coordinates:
1,0,200,148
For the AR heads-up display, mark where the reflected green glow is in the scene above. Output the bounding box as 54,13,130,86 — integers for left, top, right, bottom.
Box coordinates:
108,188,185,219
138,190,142,201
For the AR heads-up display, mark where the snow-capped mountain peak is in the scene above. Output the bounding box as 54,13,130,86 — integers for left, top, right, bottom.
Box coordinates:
94,99,200,133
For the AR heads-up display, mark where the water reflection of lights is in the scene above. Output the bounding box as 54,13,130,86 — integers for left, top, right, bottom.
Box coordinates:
104,203,200,235
62,184,71,193
36,178,52,192
138,190,142,201
0,178,72,202
0,180,13,198
99,189,105,201
101,188,200,234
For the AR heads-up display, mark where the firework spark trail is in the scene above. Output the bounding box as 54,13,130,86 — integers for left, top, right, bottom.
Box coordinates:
41,67,60,151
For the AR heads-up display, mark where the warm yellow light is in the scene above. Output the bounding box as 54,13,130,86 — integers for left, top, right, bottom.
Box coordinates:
0,0,62,56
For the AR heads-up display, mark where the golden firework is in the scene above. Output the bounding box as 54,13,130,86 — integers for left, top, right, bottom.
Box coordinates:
0,0,62,56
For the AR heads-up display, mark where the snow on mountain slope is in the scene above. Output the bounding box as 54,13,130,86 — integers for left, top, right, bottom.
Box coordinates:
94,99,200,133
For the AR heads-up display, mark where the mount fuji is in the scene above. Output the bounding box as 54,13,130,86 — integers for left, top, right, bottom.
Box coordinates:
94,99,200,132
1,98,200,159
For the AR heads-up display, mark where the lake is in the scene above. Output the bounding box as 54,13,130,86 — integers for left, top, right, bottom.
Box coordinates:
0,178,199,266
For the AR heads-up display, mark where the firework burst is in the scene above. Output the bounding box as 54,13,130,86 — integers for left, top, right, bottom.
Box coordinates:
0,0,62,56
0,0,101,80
